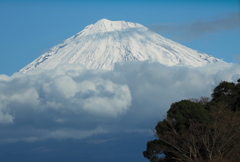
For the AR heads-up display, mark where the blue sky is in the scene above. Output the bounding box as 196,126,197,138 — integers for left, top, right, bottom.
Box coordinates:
0,0,239,75
0,1,240,162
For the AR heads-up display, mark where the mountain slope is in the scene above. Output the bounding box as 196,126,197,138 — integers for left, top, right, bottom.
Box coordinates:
20,19,223,73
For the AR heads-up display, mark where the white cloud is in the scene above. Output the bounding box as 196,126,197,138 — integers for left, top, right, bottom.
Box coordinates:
80,79,131,116
46,127,108,140
0,61,239,142
0,111,14,124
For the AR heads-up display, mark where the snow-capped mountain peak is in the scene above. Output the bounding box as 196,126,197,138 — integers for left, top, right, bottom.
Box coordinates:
80,19,144,34
20,19,224,73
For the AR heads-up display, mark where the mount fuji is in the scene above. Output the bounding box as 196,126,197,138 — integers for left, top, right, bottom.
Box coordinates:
20,19,223,73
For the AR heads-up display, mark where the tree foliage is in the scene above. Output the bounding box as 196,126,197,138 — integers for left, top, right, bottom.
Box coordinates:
143,79,240,162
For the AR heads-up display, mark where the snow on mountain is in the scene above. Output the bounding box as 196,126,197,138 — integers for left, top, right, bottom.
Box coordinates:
20,19,223,73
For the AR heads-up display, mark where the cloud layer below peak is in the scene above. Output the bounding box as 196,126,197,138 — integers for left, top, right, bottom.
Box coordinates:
0,61,239,142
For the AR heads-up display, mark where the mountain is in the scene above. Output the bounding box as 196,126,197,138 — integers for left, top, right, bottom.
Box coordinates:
20,19,223,73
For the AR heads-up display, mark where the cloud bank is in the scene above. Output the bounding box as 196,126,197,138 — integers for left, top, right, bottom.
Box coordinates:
0,61,240,142
149,12,240,40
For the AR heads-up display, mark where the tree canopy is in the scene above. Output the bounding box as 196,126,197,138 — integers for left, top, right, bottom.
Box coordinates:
143,79,240,162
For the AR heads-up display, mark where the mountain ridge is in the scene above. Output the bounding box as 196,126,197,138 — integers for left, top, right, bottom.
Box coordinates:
20,19,224,73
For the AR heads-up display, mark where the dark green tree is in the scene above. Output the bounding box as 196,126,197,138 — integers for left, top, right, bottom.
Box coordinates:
143,79,240,162
165,100,210,134
211,79,240,111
